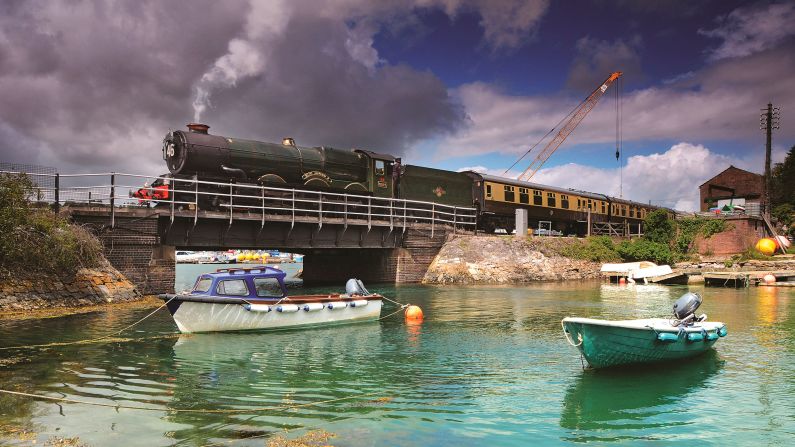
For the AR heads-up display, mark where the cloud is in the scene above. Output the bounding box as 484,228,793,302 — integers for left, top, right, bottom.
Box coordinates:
526,142,787,211
566,36,644,91
700,2,795,61
440,40,795,158
0,0,547,175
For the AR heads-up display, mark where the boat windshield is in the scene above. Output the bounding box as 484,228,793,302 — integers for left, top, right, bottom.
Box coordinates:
193,276,213,293
254,277,285,298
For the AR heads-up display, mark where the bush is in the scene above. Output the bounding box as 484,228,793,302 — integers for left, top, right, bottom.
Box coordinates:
773,204,794,226
643,209,676,245
0,173,103,275
560,236,621,262
616,239,675,265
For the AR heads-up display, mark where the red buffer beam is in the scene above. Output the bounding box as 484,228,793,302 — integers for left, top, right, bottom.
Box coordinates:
518,71,622,181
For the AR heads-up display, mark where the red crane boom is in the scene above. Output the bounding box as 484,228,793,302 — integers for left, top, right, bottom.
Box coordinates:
514,71,622,181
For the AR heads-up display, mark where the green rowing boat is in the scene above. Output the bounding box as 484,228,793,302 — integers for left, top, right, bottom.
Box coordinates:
561,292,727,369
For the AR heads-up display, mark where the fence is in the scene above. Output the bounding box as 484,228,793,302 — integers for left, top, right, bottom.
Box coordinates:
1,170,477,235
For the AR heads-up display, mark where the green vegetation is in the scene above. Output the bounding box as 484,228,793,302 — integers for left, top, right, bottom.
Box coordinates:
616,239,675,265
771,145,795,208
0,173,102,275
560,236,621,263
562,210,733,265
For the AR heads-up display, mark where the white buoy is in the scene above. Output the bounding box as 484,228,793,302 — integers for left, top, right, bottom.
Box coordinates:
350,300,368,307
244,304,271,312
303,303,325,312
276,304,300,313
326,301,348,310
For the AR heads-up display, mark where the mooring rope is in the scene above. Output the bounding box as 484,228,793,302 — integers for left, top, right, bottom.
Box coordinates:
0,388,384,414
0,296,176,351
560,320,583,347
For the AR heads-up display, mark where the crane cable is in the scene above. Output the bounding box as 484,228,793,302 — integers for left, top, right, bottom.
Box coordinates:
615,79,624,198
502,101,581,176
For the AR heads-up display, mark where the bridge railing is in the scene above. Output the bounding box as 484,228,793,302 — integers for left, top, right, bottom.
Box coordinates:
1,170,477,234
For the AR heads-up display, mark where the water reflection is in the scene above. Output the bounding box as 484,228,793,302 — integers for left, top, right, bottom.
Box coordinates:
560,350,723,435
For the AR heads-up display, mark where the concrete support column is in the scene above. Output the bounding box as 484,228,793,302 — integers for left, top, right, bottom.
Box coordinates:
515,209,528,239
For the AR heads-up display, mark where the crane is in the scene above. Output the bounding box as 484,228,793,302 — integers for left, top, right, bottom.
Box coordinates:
506,71,623,182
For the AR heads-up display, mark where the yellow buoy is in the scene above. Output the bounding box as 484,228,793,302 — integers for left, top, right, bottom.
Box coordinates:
405,305,424,321
755,238,777,256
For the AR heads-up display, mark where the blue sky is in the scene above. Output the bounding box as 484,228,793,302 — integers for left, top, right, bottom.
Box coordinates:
0,0,793,210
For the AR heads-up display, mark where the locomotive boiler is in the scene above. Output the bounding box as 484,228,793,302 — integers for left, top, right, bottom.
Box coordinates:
163,123,389,194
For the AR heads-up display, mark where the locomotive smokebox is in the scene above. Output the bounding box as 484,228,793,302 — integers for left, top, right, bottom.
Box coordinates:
187,123,210,134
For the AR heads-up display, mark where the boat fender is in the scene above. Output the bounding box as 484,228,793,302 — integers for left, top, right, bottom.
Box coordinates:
686,332,705,342
350,300,368,308
276,304,300,313
657,332,679,342
718,325,728,337
326,301,348,310
706,332,719,341
244,304,272,313
303,303,325,312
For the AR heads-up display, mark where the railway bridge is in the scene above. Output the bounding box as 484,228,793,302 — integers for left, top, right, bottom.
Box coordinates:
12,171,475,294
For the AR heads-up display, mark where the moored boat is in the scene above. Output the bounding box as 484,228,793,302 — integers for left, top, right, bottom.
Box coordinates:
562,292,727,369
159,266,383,333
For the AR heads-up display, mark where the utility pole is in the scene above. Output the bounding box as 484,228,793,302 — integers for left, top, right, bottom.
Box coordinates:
760,103,780,218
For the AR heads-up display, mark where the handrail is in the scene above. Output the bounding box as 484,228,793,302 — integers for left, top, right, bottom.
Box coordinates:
3,170,477,232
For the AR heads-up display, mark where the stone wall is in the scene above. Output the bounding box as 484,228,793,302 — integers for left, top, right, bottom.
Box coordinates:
0,264,140,311
424,235,602,284
693,217,767,255
69,209,175,294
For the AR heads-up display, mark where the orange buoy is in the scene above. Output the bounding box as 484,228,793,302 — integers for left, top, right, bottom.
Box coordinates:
405,305,424,321
619,277,627,285
755,238,777,256
763,274,776,284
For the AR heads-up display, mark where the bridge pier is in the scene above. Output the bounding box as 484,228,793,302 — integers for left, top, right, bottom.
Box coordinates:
70,209,175,294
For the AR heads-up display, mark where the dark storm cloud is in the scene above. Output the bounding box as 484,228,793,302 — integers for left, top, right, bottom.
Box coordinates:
565,36,645,93
0,0,483,174
202,15,466,153
0,0,247,172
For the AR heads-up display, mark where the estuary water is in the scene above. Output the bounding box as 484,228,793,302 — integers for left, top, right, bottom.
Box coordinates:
1,265,794,446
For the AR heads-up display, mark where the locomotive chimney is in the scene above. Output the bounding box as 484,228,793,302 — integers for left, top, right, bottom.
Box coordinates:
187,123,210,134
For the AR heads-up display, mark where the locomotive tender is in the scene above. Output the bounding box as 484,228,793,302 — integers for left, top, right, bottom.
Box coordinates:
144,123,665,235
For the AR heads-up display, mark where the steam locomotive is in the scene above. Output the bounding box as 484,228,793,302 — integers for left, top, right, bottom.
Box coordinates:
134,123,666,234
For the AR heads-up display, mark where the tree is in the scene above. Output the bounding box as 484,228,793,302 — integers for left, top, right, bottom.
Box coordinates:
643,209,675,245
771,145,795,207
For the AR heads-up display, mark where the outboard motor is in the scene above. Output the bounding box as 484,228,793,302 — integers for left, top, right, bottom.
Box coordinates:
672,292,707,326
345,278,370,296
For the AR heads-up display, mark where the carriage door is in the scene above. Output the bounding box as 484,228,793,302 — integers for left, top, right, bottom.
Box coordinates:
372,159,392,198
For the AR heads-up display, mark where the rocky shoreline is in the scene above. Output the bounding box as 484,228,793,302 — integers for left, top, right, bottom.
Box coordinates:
423,235,602,284
0,262,141,312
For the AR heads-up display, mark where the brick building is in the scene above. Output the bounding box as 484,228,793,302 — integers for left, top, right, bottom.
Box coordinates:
698,165,763,212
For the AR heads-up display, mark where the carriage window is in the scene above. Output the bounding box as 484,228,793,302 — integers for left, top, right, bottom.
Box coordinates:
533,190,543,206
253,277,284,298
587,199,593,210
630,207,635,218
375,160,385,176
601,202,606,214
485,184,492,198
519,188,529,204
504,185,515,202
561,195,569,209
193,276,213,293
216,279,249,296
547,192,556,208
621,206,627,217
